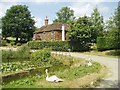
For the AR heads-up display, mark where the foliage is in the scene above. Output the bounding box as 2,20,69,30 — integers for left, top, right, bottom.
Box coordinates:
31,49,51,66
2,45,30,59
53,6,74,23
90,7,104,42
16,43,22,46
27,40,90,52
2,5,35,42
3,61,102,88
106,6,120,50
67,16,93,43
105,50,120,56
1,61,32,74
96,37,119,51
57,62,101,80
2,56,63,75
0,18,1,28
10,41,15,46
2,40,7,46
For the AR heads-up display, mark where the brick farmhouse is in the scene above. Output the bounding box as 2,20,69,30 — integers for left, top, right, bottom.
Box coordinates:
33,17,69,41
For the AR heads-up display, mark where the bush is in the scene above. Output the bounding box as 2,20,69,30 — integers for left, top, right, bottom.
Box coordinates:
15,45,30,59
10,41,15,46
31,49,51,61
106,50,120,56
27,41,90,52
97,37,118,51
31,49,51,66
2,50,15,59
2,45,30,59
2,40,7,46
16,43,22,46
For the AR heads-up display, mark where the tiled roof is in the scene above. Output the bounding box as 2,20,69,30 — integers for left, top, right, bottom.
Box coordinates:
34,22,69,34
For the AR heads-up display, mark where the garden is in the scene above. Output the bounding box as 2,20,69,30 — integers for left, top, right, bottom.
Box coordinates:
1,45,106,88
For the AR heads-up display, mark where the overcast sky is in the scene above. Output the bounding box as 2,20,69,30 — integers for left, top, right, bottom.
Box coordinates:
0,0,119,29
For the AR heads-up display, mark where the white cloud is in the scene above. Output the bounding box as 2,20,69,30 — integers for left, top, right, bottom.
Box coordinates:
69,1,111,21
70,3,93,17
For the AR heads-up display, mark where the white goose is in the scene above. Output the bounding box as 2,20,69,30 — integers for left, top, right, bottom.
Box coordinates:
45,69,64,82
87,61,92,66
87,58,92,67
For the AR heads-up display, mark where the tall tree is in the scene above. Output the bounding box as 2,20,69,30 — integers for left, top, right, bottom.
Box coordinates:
106,4,120,49
2,5,35,42
53,6,74,23
91,7,104,42
67,16,93,43
0,18,1,34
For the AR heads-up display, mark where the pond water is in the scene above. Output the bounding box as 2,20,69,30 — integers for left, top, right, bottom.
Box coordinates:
2,58,69,84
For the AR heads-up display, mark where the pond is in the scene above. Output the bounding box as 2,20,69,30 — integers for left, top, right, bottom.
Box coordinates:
2,58,69,83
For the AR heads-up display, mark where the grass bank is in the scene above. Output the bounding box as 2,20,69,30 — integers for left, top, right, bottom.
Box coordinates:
78,50,120,58
3,55,106,88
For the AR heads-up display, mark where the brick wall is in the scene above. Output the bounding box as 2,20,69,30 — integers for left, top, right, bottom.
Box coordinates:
33,30,67,41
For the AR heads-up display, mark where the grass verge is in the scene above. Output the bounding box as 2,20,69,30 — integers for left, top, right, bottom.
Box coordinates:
78,50,120,58
2,56,106,88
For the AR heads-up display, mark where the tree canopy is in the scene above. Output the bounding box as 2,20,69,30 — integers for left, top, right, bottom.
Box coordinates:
53,6,74,23
90,7,104,42
2,5,35,42
67,16,93,43
106,5,120,49
0,18,1,34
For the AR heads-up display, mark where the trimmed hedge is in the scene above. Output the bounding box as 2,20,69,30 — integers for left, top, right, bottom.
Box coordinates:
97,37,119,51
27,40,90,52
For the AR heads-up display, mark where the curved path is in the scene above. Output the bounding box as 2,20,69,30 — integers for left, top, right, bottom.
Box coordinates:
52,52,119,88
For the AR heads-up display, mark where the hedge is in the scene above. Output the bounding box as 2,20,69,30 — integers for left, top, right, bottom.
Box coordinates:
97,37,119,51
27,40,90,52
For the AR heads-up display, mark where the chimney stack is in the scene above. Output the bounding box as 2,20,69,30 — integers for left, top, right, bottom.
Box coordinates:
45,16,48,26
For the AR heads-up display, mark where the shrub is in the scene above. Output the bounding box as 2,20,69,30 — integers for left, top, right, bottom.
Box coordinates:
27,41,90,52
2,50,15,59
97,37,118,51
106,50,120,56
16,43,22,46
2,40,7,46
31,49,51,66
2,45,30,59
15,45,30,59
10,41,15,46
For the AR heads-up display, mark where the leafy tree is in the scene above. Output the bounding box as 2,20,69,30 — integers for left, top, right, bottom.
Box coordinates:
67,16,93,43
53,6,74,23
2,5,35,42
91,7,104,42
106,5,120,49
0,18,1,34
